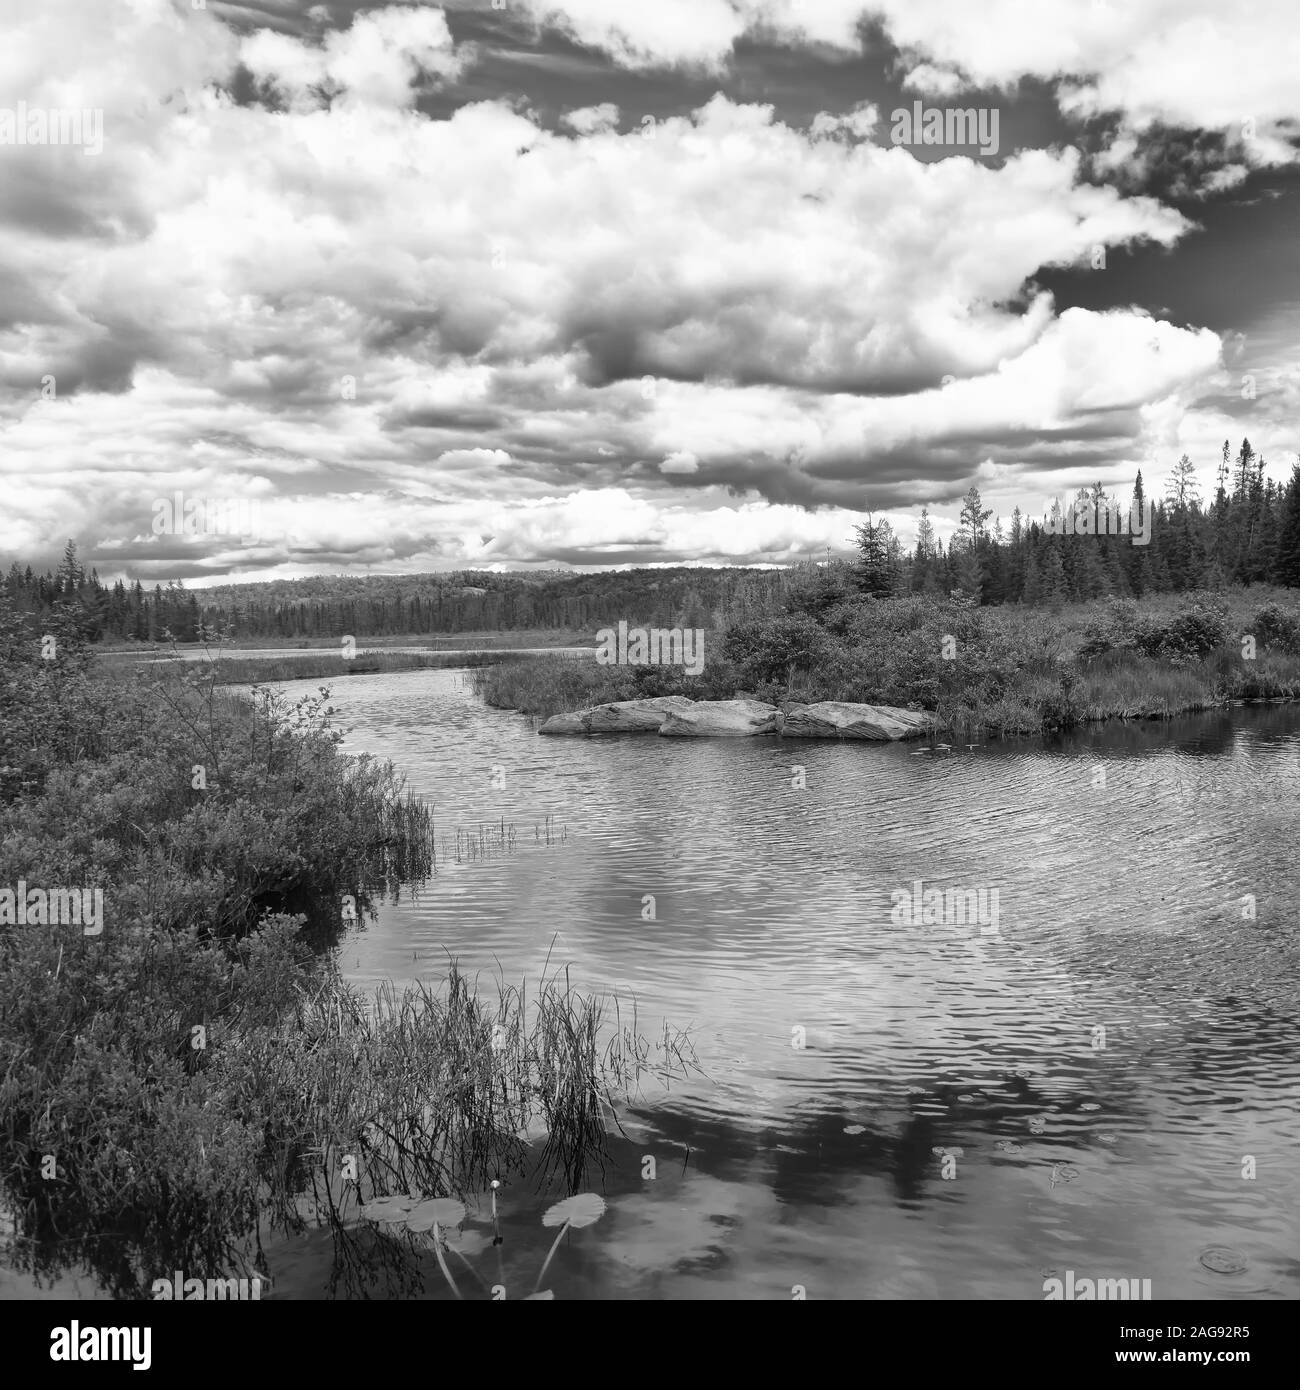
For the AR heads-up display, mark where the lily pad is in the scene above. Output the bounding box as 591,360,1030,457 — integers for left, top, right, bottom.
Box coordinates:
541,1193,606,1229
995,1140,1023,1154
1080,1102,1101,1112
405,1198,467,1233
361,1196,418,1225
1199,1246,1248,1275
843,1124,866,1135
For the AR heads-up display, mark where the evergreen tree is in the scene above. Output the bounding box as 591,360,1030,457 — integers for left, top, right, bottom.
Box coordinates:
959,486,993,549
852,514,899,597
57,539,83,593
1165,454,1200,509
1274,462,1300,588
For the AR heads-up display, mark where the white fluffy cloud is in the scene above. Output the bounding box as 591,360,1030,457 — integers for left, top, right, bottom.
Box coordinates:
0,0,1285,577
900,63,966,98
520,1,1300,167
561,103,620,135
241,5,466,109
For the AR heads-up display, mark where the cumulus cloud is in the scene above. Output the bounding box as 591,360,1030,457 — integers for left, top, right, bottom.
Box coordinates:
560,102,620,135
900,63,966,97
1,0,1286,577
241,4,468,110
513,1,1300,172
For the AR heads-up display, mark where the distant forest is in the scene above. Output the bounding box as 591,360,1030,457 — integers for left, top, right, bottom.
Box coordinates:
5,440,1299,643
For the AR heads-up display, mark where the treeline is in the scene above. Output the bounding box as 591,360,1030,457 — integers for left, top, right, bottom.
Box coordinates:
858,440,1300,603
6,441,1299,642
0,551,790,643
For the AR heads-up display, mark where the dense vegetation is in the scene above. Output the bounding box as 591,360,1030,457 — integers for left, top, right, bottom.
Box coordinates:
0,595,692,1298
476,584,1300,737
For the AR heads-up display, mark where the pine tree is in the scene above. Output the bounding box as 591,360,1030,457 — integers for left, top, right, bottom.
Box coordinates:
952,540,983,602
959,486,993,549
1274,462,1300,588
1165,454,1200,509
853,514,898,597
1216,440,1230,507
1021,548,1043,604
57,539,82,593
1125,472,1149,596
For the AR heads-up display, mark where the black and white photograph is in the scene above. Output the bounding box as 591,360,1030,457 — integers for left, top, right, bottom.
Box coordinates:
0,0,1297,1349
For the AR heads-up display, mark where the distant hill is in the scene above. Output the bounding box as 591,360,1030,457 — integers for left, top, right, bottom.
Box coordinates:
155,566,793,640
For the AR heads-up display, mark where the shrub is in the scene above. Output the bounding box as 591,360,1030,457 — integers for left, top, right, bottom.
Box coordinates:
1141,594,1229,661
1078,597,1144,660
1251,602,1300,652
721,614,836,688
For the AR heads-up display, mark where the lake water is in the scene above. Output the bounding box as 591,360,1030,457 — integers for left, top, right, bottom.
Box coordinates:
109,645,591,663
240,671,1300,1298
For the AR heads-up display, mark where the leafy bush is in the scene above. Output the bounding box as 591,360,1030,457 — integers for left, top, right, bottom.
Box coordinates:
1078,597,1145,660
1140,594,1230,661
1251,602,1300,652
721,614,836,688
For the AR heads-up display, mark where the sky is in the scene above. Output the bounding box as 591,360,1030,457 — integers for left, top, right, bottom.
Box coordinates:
2,0,1299,585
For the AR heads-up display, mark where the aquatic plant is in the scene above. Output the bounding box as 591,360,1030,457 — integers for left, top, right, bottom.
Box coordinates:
357,1188,608,1299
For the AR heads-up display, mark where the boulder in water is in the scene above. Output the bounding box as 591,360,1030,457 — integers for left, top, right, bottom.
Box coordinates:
658,697,780,737
538,695,695,735
779,701,941,741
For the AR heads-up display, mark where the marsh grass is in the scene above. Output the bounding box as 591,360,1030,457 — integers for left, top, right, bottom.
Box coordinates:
266,956,696,1298
443,820,517,864
135,650,524,685
472,652,622,717
0,922,698,1299
98,626,543,688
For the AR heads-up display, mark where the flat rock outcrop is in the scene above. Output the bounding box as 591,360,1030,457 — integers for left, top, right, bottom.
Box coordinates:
537,695,694,735
538,695,941,740
657,698,781,737
779,701,940,741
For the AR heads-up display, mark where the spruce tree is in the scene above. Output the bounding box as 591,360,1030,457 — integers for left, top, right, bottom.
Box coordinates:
1274,462,1300,588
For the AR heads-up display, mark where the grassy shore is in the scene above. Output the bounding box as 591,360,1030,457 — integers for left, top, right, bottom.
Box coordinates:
473,587,1300,737
97,629,595,653
0,599,692,1299
97,645,557,685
